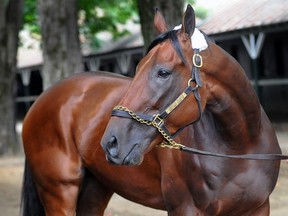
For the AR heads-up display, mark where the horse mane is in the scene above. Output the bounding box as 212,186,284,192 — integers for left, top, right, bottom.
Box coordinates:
199,29,214,44
146,30,174,54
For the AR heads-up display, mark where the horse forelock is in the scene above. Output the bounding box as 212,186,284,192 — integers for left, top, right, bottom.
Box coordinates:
146,30,188,66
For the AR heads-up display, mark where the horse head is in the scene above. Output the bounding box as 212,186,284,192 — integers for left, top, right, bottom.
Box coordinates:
101,5,209,165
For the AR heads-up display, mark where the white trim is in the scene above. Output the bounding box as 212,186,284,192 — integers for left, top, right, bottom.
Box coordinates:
116,53,131,75
241,33,265,59
20,69,31,86
251,78,288,86
86,58,100,71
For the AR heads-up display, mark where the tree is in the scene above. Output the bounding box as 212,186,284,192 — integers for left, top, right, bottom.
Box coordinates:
24,0,138,51
137,0,208,50
35,0,139,89
25,0,207,88
38,0,83,89
137,0,185,50
0,0,24,155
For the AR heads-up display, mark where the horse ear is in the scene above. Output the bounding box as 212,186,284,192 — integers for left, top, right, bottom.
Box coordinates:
181,4,195,38
154,8,168,34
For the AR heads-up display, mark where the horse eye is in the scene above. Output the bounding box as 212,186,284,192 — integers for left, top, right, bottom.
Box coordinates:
157,68,171,79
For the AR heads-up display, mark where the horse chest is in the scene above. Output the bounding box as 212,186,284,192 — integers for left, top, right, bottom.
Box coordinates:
203,163,271,214
160,154,268,214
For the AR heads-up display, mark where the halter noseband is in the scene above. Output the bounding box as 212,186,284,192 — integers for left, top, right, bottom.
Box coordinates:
112,49,203,148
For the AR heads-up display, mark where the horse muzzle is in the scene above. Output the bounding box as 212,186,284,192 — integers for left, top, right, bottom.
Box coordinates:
101,135,144,166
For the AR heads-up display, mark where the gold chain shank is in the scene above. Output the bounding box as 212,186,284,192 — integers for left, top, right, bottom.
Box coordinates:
113,106,186,150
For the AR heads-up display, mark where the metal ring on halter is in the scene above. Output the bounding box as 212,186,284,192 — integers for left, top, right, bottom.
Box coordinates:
187,78,199,88
192,53,203,68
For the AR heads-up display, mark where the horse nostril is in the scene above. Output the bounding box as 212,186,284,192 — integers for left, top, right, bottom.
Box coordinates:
107,136,119,157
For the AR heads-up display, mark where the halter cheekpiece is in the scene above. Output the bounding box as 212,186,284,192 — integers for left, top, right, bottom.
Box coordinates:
112,48,203,148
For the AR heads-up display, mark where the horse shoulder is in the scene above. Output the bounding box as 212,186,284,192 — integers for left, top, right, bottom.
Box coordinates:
22,72,131,163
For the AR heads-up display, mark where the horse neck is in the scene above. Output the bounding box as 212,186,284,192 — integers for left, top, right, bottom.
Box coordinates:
201,43,261,145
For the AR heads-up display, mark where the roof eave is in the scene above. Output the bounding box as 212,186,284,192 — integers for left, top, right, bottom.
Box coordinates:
207,21,288,41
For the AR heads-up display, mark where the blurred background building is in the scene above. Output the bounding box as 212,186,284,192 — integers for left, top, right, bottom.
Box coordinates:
16,0,288,122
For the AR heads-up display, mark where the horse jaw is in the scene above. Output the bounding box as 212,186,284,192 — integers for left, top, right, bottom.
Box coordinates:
101,119,159,166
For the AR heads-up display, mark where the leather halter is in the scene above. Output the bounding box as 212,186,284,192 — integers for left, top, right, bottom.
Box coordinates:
112,49,203,138
111,48,288,161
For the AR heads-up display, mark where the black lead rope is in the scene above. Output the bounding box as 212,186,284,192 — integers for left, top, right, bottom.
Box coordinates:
179,145,288,160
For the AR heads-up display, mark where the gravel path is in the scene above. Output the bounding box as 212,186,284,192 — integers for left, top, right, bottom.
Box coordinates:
0,132,287,216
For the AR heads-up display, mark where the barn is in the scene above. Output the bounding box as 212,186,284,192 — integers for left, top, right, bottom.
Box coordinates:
16,0,288,122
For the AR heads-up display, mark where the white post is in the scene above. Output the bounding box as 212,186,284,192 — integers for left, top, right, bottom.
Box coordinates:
116,53,131,75
241,32,266,97
241,33,265,60
20,69,31,86
86,58,100,71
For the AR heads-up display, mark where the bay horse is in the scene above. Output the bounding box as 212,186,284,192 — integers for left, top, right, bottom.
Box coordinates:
22,5,286,216
101,5,286,215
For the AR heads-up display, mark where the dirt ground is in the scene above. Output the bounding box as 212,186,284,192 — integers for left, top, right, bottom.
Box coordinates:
0,132,287,216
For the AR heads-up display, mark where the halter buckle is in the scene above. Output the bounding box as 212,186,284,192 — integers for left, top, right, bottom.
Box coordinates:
152,114,164,127
192,53,203,68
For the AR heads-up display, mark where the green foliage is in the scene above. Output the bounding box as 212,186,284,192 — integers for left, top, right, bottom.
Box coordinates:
23,0,39,37
186,0,196,5
22,0,138,49
186,0,208,20
22,0,207,50
194,5,208,20
77,0,138,49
